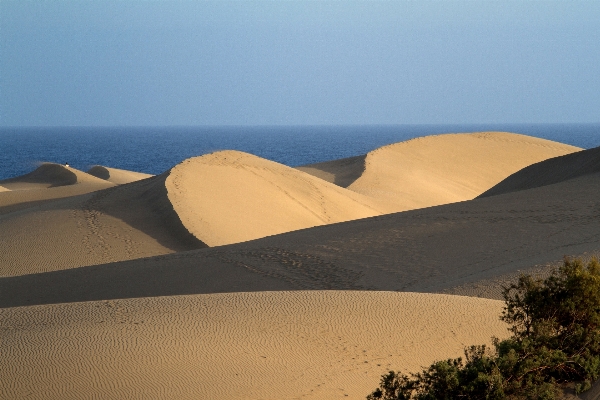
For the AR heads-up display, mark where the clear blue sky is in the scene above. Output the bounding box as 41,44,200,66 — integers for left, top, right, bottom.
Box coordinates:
1,0,599,126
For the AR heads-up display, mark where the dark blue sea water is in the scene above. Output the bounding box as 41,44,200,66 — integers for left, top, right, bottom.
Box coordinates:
1,124,599,180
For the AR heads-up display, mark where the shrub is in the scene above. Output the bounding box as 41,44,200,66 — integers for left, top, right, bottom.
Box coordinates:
367,257,600,400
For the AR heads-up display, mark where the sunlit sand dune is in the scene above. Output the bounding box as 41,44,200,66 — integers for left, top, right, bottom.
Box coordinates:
0,185,9,192
87,165,153,184
166,150,389,246
6,166,598,306
0,151,390,276
479,145,600,198
300,132,580,211
0,291,508,400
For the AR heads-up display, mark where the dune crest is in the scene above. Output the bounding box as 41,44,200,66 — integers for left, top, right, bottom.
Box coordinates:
301,132,580,212
0,291,508,400
165,150,389,246
87,165,153,185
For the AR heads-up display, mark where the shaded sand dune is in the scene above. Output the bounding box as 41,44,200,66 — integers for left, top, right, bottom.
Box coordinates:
297,155,366,187
165,150,389,246
4,169,599,307
300,132,580,211
87,165,153,184
479,145,600,198
0,172,203,277
0,291,508,400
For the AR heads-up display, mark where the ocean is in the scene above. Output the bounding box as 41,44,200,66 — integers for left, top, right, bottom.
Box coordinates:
1,124,599,180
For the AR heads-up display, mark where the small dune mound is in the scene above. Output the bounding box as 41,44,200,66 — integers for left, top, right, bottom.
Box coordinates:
0,291,508,400
0,185,9,192
296,155,366,187
341,132,581,212
0,163,108,190
87,165,153,185
479,145,600,198
165,150,388,246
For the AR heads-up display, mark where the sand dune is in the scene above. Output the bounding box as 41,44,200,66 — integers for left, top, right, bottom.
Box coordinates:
166,150,389,246
0,162,108,190
479,145,600,198
4,168,599,307
0,164,115,215
0,172,203,277
0,291,508,400
87,165,153,184
301,132,580,211
0,185,9,192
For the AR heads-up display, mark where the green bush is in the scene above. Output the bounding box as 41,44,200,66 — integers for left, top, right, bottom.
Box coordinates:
367,257,600,400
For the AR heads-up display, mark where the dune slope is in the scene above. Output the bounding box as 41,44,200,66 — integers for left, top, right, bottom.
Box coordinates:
0,185,9,192
87,165,153,185
0,173,203,277
479,145,600,198
166,150,389,246
4,169,600,307
301,132,580,212
0,291,508,400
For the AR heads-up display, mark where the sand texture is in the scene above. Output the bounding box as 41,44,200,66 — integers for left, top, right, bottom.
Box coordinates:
303,132,580,212
0,291,508,400
479,145,600,198
166,150,389,246
87,165,154,184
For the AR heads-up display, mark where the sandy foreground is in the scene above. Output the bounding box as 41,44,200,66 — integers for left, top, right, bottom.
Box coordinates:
0,291,508,400
0,132,597,399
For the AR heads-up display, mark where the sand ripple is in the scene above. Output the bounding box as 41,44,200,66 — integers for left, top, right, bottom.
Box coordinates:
0,291,507,399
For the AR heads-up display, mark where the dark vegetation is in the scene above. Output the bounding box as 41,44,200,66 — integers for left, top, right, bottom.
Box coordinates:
368,258,600,400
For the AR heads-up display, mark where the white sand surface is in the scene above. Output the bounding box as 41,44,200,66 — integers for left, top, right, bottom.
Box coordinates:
0,291,508,400
166,150,390,246
87,165,153,184
301,132,580,212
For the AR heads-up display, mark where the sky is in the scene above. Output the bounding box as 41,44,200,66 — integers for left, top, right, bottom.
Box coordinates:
1,0,599,126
